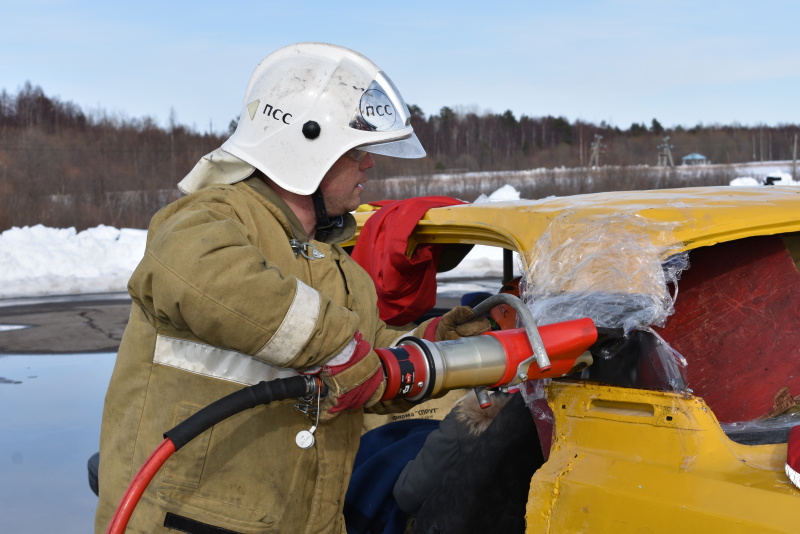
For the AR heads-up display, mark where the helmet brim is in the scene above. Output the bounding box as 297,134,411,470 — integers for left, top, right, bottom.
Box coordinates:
360,133,426,159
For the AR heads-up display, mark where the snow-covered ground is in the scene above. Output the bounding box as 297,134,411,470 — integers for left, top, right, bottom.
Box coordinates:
728,165,800,187
0,172,797,300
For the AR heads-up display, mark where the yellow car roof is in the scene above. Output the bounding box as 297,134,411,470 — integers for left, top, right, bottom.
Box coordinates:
349,185,800,260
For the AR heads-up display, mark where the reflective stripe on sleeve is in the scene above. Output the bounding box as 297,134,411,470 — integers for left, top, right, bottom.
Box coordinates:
154,335,298,385
254,280,321,365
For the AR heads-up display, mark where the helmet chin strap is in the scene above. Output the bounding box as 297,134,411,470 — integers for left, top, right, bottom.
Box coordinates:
311,188,333,237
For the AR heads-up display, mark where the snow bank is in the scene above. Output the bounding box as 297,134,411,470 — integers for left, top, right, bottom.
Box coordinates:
0,225,146,298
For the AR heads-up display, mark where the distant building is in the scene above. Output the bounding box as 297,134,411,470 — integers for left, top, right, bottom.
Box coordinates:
682,153,708,166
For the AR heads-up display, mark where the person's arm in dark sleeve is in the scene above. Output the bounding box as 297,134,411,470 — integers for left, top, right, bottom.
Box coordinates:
393,406,473,516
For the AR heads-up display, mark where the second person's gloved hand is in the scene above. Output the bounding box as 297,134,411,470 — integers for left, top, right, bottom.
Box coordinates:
435,306,492,341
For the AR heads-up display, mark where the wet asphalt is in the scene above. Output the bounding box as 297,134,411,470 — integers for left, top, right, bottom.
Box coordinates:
0,294,132,354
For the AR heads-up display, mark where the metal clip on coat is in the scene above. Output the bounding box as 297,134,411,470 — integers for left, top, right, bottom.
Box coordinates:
289,238,325,260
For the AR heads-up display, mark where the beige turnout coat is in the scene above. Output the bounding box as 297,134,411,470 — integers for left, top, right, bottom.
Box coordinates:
95,176,415,533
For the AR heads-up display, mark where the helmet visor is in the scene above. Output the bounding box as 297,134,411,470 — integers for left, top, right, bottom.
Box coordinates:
349,71,426,159
361,133,426,158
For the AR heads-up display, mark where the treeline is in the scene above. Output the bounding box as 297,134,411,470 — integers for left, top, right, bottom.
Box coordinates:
387,106,800,176
1,82,798,230
0,83,224,230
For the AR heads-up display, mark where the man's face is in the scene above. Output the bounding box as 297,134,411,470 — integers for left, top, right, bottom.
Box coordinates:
318,149,375,216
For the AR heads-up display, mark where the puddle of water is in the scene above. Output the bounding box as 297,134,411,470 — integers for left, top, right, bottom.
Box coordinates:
0,352,116,534
0,325,30,332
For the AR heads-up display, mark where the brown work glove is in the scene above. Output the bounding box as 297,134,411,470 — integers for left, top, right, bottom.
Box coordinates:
316,332,386,422
435,306,492,341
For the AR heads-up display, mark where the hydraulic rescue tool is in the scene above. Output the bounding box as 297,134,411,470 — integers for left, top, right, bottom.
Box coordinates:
105,294,622,534
375,294,606,407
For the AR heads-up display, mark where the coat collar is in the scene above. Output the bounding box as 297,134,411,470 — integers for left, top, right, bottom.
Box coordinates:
242,176,356,245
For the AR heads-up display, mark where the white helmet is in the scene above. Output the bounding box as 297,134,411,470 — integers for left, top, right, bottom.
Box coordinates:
180,42,425,196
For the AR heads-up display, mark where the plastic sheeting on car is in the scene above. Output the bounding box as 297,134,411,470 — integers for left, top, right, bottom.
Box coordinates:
520,212,689,392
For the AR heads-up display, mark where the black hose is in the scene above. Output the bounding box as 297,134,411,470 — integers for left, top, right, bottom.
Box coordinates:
164,375,316,450
107,375,319,534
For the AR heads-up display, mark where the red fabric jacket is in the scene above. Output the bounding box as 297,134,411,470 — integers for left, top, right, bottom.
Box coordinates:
351,196,466,326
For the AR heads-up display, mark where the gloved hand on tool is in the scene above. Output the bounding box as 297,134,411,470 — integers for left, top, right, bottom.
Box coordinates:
314,331,386,422
435,306,492,341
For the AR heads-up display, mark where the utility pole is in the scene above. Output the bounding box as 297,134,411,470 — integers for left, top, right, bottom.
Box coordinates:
589,134,605,167
793,132,798,181
657,136,675,167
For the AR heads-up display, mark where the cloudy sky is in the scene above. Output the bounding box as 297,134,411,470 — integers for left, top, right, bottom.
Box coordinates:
3,0,799,134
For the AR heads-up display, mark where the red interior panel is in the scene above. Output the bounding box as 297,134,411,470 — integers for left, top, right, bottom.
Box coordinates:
656,235,800,423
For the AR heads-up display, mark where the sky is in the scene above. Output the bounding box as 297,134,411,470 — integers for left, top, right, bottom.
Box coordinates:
3,1,800,135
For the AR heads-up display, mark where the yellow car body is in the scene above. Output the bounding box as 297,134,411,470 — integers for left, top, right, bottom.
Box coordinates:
352,185,800,255
349,185,800,532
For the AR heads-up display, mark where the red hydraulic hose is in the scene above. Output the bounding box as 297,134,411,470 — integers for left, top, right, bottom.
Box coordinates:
106,437,176,534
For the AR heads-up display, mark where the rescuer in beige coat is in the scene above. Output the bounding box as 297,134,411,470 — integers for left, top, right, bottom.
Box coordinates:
94,43,487,534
